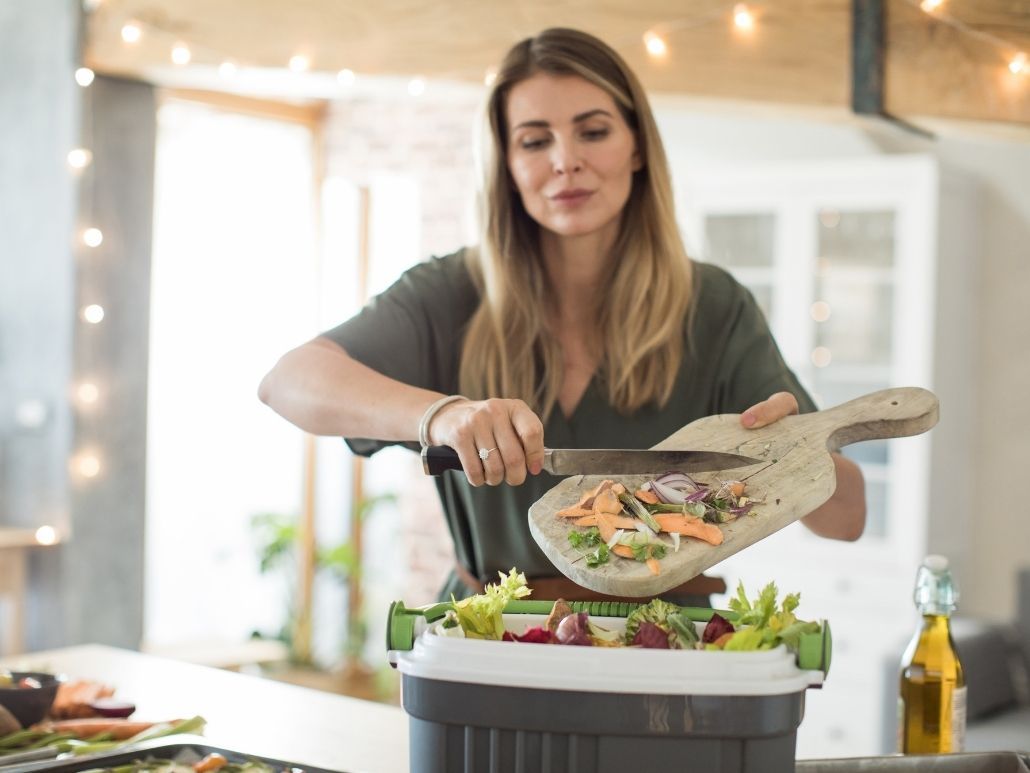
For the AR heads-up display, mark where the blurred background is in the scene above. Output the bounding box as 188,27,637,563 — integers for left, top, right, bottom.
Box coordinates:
2,0,1028,759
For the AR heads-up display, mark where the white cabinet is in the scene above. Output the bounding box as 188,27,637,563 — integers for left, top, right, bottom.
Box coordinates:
675,155,977,758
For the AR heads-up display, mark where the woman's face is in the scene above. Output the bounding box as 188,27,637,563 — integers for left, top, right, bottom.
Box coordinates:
505,73,641,243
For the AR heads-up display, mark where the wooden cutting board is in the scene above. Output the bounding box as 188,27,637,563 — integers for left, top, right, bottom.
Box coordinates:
528,386,939,597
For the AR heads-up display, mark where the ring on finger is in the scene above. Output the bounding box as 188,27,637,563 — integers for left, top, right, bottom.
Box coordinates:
478,446,497,462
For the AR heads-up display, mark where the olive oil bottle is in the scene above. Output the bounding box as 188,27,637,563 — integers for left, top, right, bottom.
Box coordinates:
899,555,966,753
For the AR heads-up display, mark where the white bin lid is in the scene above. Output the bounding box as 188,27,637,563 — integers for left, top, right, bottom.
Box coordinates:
394,614,824,696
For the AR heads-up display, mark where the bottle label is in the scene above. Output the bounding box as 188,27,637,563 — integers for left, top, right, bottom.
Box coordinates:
951,685,967,752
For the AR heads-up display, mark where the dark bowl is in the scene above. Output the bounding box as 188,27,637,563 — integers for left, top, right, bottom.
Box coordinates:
0,671,63,728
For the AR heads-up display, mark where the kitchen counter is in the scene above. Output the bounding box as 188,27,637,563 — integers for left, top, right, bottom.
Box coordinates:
0,644,408,773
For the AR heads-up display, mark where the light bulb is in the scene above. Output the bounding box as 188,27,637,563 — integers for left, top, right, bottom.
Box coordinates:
68,148,93,169
83,227,103,247
919,0,943,12
810,301,832,322
289,54,310,72
171,44,191,65
121,22,142,44
82,304,105,324
733,4,755,30
35,526,59,545
407,77,426,96
75,453,101,478
219,61,237,77
483,67,498,86
337,68,356,86
1009,53,1027,75
643,31,667,57
77,382,100,404
75,67,95,87
811,346,832,368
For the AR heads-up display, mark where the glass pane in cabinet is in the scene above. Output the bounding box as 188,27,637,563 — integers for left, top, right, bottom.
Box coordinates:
817,210,894,268
862,478,888,539
812,277,893,367
704,213,776,268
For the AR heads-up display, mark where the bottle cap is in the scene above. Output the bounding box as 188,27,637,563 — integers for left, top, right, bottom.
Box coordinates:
923,554,949,571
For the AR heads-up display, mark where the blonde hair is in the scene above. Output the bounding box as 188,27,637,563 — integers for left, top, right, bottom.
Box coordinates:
460,27,693,419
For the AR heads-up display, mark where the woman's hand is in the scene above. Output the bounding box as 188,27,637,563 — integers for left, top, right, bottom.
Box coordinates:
427,398,546,487
739,390,866,541
739,391,799,429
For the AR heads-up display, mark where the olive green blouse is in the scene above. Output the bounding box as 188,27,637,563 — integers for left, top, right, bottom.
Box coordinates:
322,249,816,601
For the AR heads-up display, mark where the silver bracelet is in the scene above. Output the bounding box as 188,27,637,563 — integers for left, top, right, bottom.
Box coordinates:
418,394,467,448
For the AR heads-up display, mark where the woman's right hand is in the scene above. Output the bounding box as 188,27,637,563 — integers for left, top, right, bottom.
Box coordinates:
427,398,545,487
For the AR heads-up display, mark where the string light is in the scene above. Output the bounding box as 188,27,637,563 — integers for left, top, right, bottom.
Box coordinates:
810,301,832,322
82,227,103,247
171,43,192,65
733,4,755,31
643,31,668,58
337,68,356,86
219,60,237,78
68,148,93,169
75,67,95,87
82,304,105,324
811,347,832,368
483,67,497,86
74,452,101,478
289,54,311,72
919,0,943,12
35,526,59,545
407,77,426,96
1010,52,1027,75
76,382,100,405
121,22,142,44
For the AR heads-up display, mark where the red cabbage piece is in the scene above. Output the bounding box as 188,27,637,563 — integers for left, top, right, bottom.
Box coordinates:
702,613,735,643
555,612,593,646
506,626,556,644
632,621,671,649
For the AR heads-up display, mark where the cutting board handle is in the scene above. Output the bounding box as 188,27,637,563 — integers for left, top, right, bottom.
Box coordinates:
817,386,939,451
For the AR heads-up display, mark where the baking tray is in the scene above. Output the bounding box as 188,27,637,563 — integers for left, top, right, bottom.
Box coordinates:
797,751,1030,773
0,735,344,773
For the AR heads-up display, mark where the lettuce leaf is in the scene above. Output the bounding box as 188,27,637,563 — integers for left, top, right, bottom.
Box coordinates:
450,568,531,640
724,581,819,652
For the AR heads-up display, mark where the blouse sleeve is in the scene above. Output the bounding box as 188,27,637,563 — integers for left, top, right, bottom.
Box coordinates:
319,250,478,456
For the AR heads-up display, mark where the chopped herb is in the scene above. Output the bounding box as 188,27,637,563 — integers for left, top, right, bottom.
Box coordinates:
586,543,610,567
568,527,602,549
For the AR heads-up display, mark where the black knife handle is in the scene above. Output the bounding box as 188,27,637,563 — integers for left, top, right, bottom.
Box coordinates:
421,445,464,476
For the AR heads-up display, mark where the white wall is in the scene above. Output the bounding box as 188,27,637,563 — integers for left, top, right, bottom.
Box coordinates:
653,97,1030,621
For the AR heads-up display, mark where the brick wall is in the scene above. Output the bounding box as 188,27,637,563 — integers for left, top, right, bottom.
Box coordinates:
323,84,484,603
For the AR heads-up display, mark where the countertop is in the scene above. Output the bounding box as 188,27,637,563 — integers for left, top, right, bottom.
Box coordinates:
0,644,408,773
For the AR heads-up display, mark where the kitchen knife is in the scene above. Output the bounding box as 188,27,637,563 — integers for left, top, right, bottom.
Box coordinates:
421,446,763,476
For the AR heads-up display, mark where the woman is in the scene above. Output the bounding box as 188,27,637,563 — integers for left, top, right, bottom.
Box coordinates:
258,28,866,603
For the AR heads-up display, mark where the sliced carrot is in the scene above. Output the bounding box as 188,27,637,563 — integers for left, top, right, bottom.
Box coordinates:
573,514,638,529
31,717,170,739
592,511,618,543
194,753,229,773
567,479,616,511
713,631,734,648
654,515,724,545
634,488,659,505
592,486,623,516
728,481,746,498
611,544,636,560
645,557,661,575
611,482,627,496
556,506,594,518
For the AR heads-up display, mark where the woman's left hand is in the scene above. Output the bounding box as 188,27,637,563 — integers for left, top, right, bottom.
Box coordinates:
739,391,798,429
738,390,867,541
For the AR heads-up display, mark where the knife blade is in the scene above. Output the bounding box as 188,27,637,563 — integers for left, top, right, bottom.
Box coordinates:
421,446,763,476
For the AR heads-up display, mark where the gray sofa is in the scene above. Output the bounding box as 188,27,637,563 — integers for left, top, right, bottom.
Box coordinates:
959,568,1030,752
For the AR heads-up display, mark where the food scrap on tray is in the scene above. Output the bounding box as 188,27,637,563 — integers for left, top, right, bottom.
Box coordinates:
557,472,756,574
